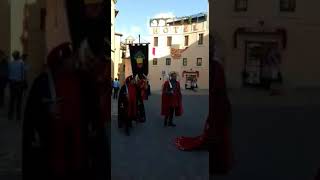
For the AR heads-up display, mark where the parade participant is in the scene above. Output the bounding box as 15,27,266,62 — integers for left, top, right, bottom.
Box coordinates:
118,75,137,136
176,37,233,175
136,74,148,122
147,81,151,97
66,0,110,178
161,72,183,127
22,42,100,180
137,74,148,100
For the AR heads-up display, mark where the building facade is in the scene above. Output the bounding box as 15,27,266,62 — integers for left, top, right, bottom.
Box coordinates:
211,0,320,89
148,13,209,91
2,0,46,83
113,32,123,79
0,0,11,55
117,36,135,85
111,0,116,78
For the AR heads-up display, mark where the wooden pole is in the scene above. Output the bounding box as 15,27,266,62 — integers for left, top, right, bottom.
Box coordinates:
139,34,141,44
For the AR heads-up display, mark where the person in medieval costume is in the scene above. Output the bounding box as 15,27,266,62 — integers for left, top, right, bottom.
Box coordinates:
78,41,110,180
118,75,137,136
175,36,233,175
65,0,110,178
22,42,100,180
161,72,183,127
135,73,148,122
147,80,151,97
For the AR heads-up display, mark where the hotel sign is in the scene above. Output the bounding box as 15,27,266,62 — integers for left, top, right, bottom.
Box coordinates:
152,24,203,34
150,17,204,34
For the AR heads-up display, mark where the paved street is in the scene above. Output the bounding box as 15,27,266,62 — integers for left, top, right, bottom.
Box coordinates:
1,88,320,179
112,90,320,180
111,93,210,180
0,105,22,180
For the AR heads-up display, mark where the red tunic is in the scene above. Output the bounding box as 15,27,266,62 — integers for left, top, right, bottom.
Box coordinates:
128,84,137,118
137,79,148,101
161,80,183,116
49,71,84,175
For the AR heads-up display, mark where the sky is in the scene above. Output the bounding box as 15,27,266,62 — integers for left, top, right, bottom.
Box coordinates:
115,0,208,43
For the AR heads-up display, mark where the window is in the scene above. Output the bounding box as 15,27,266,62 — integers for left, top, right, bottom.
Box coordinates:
280,0,296,12
167,36,172,46
183,58,187,66
154,37,158,47
197,58,202,66
184,35,189,46
153,58,158,65
198,33,204,45
166,58,171,65
235,0,248,12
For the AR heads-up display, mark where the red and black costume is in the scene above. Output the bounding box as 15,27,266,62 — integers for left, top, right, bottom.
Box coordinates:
118,76,137,135
22,43,100,180
175,60,233,175
161,77,183,126
136,74,148,122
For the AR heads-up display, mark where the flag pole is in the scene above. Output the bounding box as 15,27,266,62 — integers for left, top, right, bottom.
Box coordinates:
139,34,141,44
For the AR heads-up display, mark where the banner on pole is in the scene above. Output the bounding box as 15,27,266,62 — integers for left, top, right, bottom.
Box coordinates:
129,44,149,76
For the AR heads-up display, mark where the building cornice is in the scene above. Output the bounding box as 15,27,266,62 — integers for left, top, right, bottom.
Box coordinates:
115,32,123,36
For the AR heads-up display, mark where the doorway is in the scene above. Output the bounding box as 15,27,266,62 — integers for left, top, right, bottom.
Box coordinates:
243,41,281,87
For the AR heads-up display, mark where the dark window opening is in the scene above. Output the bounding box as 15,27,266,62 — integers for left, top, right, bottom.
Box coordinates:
154,37,158,47
197,58,202,66
167,36,172,46
235,0,248,12
280,0,296,12
166,58,171,65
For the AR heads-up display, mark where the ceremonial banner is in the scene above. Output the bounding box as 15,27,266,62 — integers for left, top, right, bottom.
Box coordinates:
129,44,149,76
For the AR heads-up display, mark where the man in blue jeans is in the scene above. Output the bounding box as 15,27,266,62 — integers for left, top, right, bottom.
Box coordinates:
113,78,120,99
8,51,25,121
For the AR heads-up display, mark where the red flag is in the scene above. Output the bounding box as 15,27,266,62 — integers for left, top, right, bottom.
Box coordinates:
152,47,155,56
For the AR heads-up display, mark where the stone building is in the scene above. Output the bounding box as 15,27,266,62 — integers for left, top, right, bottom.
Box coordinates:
148,12,209,91
211,0,320,89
